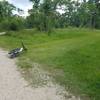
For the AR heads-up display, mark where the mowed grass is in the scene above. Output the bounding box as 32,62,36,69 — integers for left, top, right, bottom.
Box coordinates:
0,28,100,100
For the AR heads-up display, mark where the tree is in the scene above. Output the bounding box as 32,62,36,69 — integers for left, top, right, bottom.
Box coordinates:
28,0,100,31
30,0,40,9
29,0,57,33
0,0,16,21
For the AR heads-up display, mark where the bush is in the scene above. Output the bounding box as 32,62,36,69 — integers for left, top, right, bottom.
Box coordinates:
0,20,10,31
9,19,20,31
0,17,25,31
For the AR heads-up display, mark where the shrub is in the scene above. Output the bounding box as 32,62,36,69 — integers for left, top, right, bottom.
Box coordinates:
0,17,25,31
0,20,10,31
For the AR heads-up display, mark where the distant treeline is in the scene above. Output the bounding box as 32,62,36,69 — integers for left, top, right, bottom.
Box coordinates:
0,0,100,32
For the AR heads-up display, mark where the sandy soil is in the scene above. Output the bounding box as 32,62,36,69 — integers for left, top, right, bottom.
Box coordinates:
0,49,80,100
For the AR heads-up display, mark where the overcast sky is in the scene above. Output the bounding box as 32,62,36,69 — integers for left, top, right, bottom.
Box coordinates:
9,0,33,16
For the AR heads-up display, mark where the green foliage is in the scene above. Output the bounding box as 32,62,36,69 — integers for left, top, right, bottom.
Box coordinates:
0,17,25,31
0,20,10,31
28,0,59,33
28,0,100,31
0,0,16,21
1,0,100,32
0,0,26,31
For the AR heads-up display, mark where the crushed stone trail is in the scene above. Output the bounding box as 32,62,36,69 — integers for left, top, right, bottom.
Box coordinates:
0,49,80,100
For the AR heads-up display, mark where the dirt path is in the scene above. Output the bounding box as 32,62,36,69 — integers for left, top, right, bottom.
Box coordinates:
0,49,80,100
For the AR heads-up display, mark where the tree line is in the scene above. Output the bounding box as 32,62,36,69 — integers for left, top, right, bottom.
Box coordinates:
0,0,100,32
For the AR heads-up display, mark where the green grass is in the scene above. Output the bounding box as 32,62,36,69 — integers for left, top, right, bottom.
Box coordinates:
0,28,100,100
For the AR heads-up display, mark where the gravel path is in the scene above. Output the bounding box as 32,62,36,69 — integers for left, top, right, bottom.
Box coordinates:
0,49,80,100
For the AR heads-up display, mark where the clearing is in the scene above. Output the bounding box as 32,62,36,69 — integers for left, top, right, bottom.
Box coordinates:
0,28,100,100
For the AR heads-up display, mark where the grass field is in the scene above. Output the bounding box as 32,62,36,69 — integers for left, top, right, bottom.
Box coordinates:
0,28,100,100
